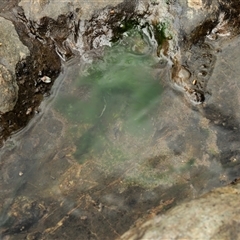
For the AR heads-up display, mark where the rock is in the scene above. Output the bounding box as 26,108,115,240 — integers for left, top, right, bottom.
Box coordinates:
1,196,46,236
120,181,240,239
0,64,18,113
0,16,29,113
187,0,203,9
19,0,124,21
0,17,29,75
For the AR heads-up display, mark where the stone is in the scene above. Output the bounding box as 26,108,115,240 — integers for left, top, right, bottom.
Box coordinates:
120,181,240,239
19,0,124,21
0,16,29,113
0,17,29,74
0,64,18,113
188,0,203,9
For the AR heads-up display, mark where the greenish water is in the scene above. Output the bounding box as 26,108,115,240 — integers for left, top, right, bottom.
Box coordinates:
55,29,163,166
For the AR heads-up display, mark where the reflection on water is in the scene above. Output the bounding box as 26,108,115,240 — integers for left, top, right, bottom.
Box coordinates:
0,28,234,239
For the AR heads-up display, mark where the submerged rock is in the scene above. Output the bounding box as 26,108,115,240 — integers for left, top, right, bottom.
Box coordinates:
1,196,46,236
120,180,240,239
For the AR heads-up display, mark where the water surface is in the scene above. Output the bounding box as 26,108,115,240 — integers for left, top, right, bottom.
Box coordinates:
0,24,233,240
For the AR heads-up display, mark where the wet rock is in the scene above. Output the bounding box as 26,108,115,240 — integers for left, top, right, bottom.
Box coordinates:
120,181,240,239
0,64,18,113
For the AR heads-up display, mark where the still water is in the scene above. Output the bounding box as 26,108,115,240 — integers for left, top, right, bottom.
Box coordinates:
0,26,235,239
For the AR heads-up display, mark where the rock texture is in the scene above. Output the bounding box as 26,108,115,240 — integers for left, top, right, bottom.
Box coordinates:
120,181,240,240
19,0,124,21
0,64,18,113
0,17,29,113
0,17,29,76
188,0,203,9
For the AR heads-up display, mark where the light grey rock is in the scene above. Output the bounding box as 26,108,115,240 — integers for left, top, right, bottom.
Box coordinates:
19,0,124,21
0,17,29,75
120,182,240,240
0,64,18,113
0,17,29,113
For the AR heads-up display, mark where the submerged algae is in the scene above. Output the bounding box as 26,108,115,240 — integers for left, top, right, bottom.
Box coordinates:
55,27,163,172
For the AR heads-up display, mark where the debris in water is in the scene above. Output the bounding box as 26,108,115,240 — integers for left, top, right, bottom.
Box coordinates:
98,97,107,118
40,76,51,83
192,79,197,85
26,107,33,115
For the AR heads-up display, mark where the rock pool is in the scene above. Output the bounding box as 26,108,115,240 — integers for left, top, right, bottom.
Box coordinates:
1,0,240,239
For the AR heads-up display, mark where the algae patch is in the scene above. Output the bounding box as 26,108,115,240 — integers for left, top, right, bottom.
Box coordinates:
54,28,164,177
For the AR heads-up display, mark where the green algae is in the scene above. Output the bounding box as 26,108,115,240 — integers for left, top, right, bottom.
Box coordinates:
111,19,140,42
152,21,172,56
54,28,164,183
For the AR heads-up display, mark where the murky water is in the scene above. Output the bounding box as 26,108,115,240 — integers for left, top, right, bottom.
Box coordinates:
1,1,240,239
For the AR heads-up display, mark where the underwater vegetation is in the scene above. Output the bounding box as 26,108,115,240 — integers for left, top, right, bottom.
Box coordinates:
55,26,164,169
